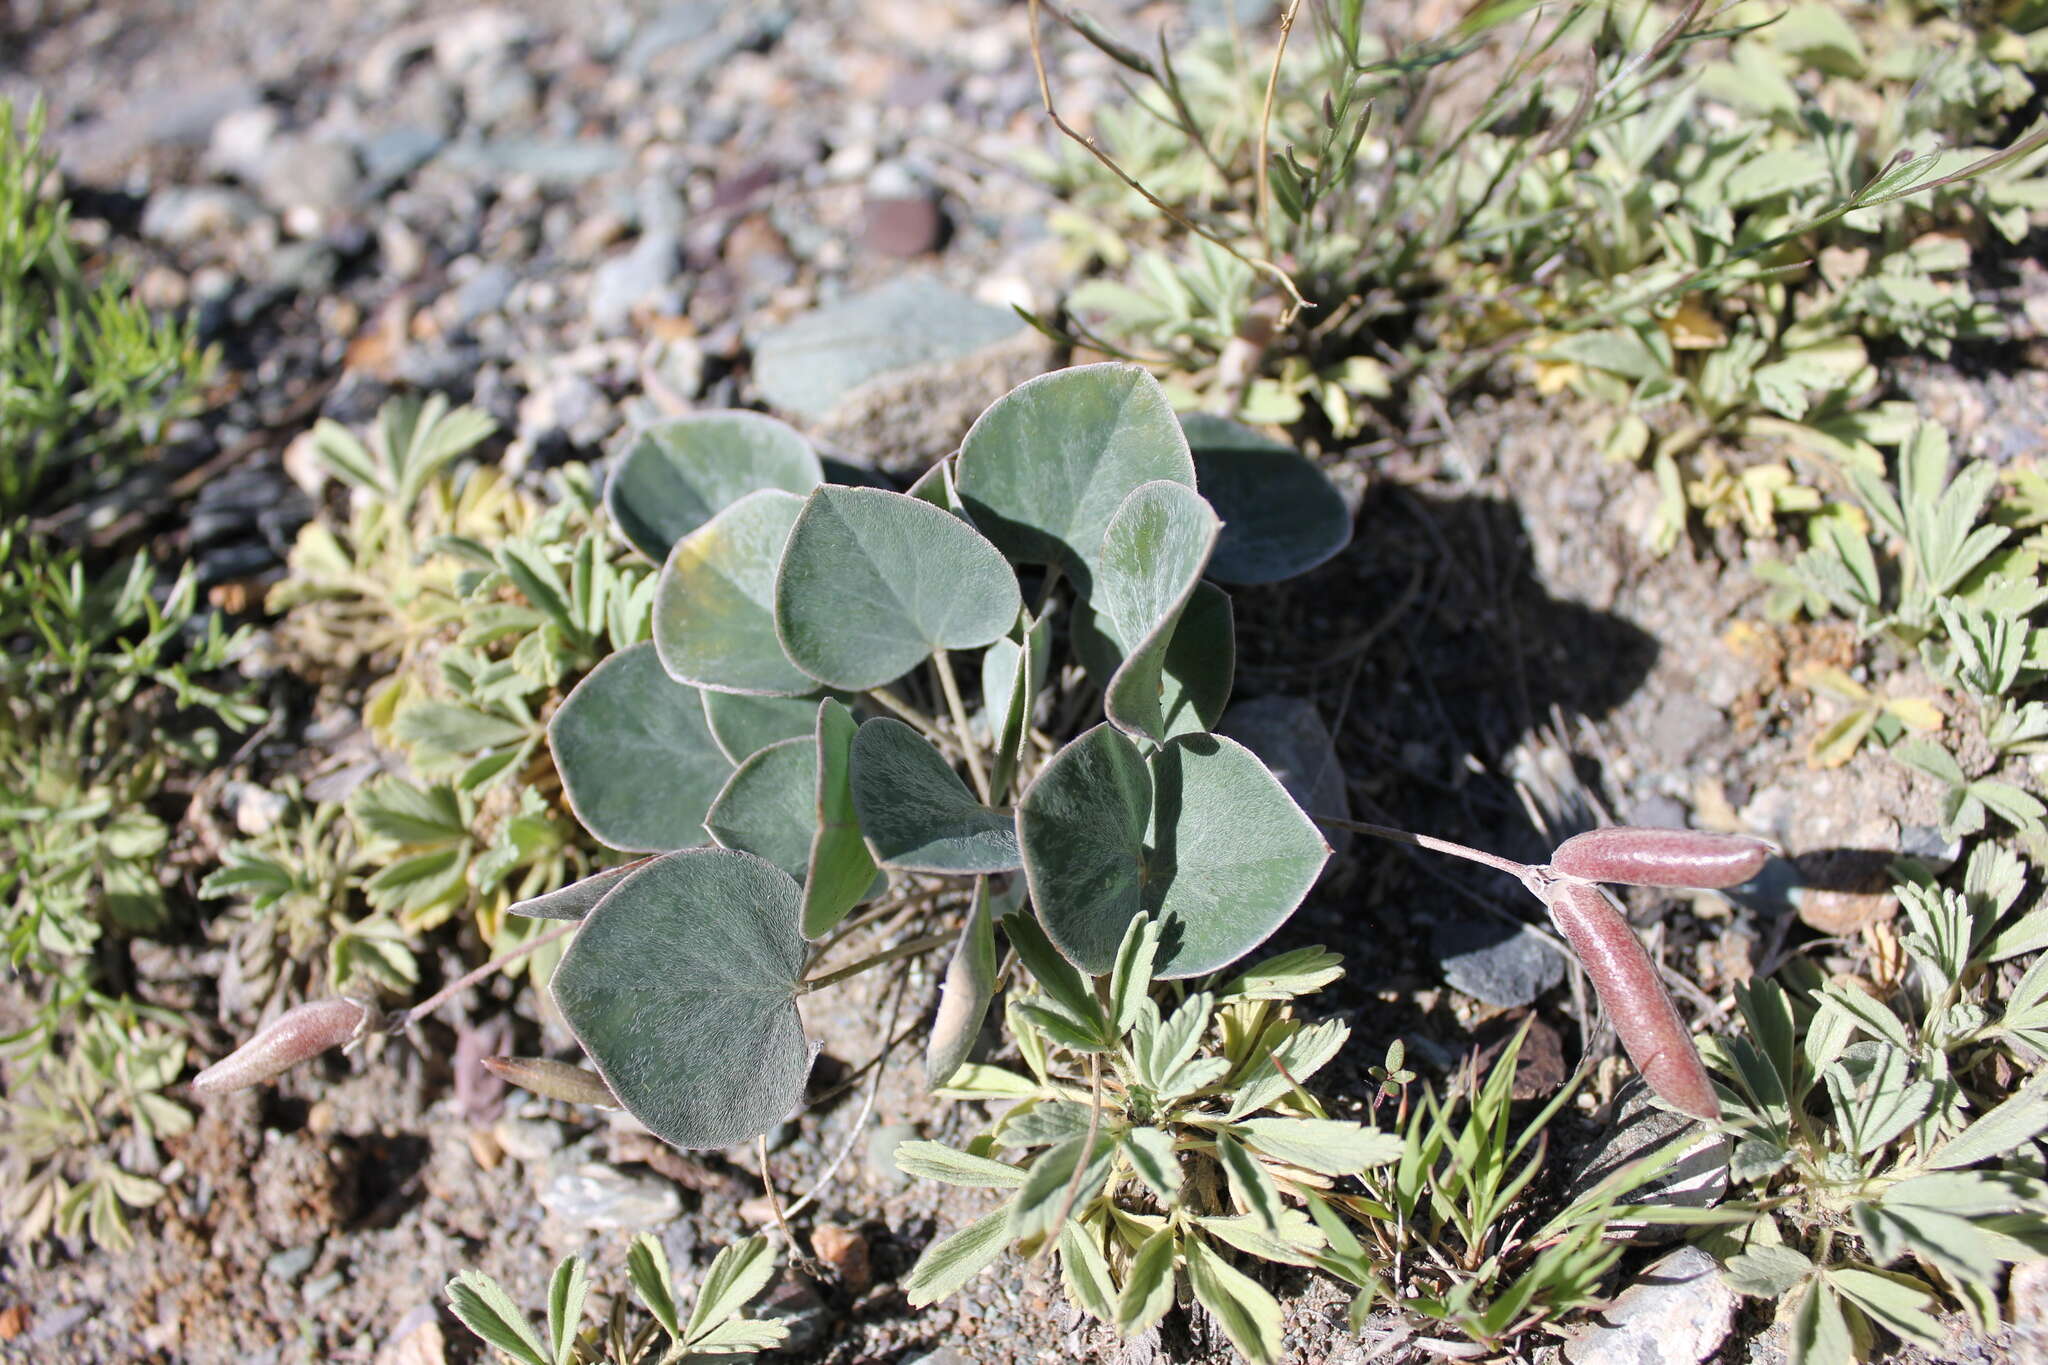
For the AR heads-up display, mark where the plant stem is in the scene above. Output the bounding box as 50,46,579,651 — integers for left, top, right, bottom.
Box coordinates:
1309,812,1538,882
932,648,991,802
1032,564,1064,619
395,920,578,1031
868,684,950,746
798,931,956,994
1253,0,1304,249
1041,1051,1105,1260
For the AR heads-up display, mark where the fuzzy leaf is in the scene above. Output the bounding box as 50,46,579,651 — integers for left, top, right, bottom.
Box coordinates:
653,489,814,696
905,1206,1012,1307
548,642,731,852
849,718,1020,872
447,1270,553,1365
956,362,1195,595
776,486,1021,690
607,411,822,562
551,851,809,1149
1184,1233,1284,1365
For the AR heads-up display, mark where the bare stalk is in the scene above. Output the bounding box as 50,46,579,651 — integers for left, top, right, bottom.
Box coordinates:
1025,0,1309,322
932,648,991,802
395,920,578,1032
867,685,950,746
1309,812,1537,883
1253,0,1305,246
797,932,956,995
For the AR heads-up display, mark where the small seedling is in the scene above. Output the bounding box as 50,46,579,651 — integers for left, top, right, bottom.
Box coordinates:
447,1232,786,1365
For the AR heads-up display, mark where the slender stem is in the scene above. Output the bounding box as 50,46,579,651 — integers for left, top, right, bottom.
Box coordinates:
798,931,956,994
396,920,577,1031
1032,564,1064,619
1309,812,1538,882
932,648,991,802
1041,1051,1105,1259
1024,0,1309,321
867,685,949,745
755,1134,803,1265
1254,0,1304,248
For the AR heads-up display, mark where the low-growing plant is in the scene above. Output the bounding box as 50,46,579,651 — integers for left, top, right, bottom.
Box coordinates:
0,97,213,517
237,396,652,967
1027,1,2048,558
897,917,1717,1361
204,364,1795,1360
1707,842,2048,1363
1764,418,2048,842
2,998,192,1252
447,1233,787,1365
0,519,258,1251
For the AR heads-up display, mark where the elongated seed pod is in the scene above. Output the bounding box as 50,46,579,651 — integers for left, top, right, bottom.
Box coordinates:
1541,879,1720,1121
481,1056,619,1108
1549,827,1769,890
190,998,369,1097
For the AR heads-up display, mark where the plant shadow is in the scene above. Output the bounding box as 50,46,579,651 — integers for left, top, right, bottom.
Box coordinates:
1225,483,1659,1054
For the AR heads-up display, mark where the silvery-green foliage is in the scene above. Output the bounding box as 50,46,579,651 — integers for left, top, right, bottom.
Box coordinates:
446,1233,786,1365
1777,419,2048,841
1704,845,2048,1363
523,364,1345,1153
899,916,1389,1365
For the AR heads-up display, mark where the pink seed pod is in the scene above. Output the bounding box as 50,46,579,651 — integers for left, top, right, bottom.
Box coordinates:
1549,827,1769,890
190,998,370,1097
1541,879,1720,1121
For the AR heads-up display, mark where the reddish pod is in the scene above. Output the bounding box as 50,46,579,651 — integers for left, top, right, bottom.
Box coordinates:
1539,879,1720,1121
190,998,370,1097
1548,827,1769,890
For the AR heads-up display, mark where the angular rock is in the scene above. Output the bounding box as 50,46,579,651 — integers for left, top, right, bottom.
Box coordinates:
810,1223,872,1295
1433,917,1565,1009
540,1160,682,1230
1564,1084,1730,1244
141,187,264,247
438,139,631,186
750,275,1028,424
1561,1245,1739,1365
589,234,683,336
757,1273,832,1354
254,138,365,218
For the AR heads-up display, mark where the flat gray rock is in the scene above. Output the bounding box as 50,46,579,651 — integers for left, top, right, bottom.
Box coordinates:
1434,916,1566,1008
751,276,1026,422
1562,1245,1739,1365
540,1158,682,1230
1565,1083,1730,1243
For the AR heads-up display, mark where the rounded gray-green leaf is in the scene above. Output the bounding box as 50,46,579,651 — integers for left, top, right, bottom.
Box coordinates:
775,485,1022,690
1073,584,1235,741
702,690,831,765
706,737,817,881
654,488,815,696
1146,733,1329,976
1018,724,1151,972
551,848,811,1150
956,363,1194,595
850,717,1021,873
1019,726,1328,977
805,698,881,937
1096,481,1222,743
1182,414,1352,585
607,411,823,562
549,642,733,852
